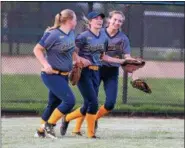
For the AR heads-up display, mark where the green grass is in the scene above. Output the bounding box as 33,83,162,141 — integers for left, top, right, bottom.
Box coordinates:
127,78,184,106
2,74,184,114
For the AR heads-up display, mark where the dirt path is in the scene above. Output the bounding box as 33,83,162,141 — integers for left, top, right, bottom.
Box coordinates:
2,117,184,148
2,56,184,78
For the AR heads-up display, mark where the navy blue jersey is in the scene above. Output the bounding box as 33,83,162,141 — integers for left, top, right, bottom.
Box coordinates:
39,28,75,72
102,28,131,67
75,29,107,66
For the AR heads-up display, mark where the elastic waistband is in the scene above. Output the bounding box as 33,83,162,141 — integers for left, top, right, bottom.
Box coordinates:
88,65,99,71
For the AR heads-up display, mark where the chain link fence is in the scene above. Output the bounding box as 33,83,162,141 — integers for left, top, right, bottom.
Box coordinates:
1,2,184,114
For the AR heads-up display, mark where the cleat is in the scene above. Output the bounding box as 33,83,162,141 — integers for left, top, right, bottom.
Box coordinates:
89,135,100,139
34,130,46,138
44,122,56,139
72,132,83,136
94,120,98,134
60,116,69,136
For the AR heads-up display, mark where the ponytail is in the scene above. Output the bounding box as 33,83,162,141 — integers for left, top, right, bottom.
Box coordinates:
46,9,75,31
82,15,90,29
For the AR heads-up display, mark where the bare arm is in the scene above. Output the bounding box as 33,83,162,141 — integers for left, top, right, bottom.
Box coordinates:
72,51,81,63
33,44,53,74
73,47,91,67
33,44,49,67
123,54,142,77
101,53,125,64
124,54,131,59
124,54,136,60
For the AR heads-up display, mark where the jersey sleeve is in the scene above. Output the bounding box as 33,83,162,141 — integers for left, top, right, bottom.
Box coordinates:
38,32,56,50
122,35,131,54
75,34,85,49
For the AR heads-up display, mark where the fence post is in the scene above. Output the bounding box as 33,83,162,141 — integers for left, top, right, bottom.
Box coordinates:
123,72,128,104
9,36,13,55
180,48,184,61
8,11,13,55
88,2,93,12
16,42,20,55
140,5,145,59
122,5,131,104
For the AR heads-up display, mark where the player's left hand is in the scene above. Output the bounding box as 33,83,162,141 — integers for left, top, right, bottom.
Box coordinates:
69,62,83,85
121,57,145,73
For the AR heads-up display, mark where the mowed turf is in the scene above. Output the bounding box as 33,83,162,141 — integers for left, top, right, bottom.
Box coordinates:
2,117,184,148
2,75,184,113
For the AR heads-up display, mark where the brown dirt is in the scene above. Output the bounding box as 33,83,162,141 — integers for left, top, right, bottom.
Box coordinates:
2,56,184,78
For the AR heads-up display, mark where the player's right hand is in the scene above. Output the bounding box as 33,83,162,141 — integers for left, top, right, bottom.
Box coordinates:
42,64,54,74
80,57,91,67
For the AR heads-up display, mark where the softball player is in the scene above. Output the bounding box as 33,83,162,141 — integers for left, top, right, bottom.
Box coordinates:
72,10,136,135
96,10,134,124
33,9,79,139
60,11,127,138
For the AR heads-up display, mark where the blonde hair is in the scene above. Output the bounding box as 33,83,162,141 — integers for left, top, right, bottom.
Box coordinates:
46,9,75,31
106,10,125,27
109,10,125,20
82,15,90,29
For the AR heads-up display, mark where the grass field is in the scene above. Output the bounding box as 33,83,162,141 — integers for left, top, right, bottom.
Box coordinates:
2,75,184,114
1,117,184,148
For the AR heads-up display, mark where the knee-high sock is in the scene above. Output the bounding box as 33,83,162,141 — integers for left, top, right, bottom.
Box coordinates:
72,116,85,133
48,108,64,124
86,113,96,138
65,108,83,122
95,105,110,120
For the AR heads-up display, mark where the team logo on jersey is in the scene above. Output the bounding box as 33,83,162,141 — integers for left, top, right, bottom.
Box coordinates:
87,37,92,40
85,44,105,52
108,40,123,51
60,42,75,52
60,36,65,39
